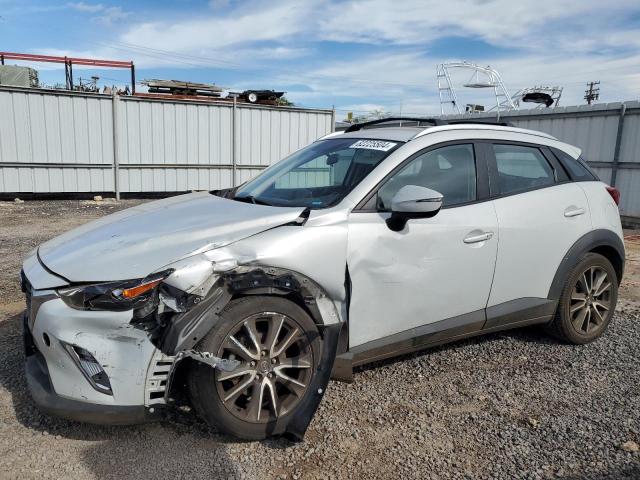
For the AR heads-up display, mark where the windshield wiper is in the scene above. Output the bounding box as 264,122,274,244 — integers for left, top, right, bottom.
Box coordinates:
233,195,273,206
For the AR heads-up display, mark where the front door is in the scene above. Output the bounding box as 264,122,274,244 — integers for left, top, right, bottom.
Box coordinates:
346,143,499,348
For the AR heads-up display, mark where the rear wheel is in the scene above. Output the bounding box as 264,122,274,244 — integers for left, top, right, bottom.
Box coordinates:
188,297,321,440
546,253,618,344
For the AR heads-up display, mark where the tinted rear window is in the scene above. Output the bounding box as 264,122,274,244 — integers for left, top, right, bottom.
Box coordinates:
493,144,555,195
552,148,598,181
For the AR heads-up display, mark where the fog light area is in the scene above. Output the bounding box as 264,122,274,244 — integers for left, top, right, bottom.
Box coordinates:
62,343,113,395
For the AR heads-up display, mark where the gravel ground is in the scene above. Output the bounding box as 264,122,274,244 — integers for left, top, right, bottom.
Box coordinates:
0,199,639,480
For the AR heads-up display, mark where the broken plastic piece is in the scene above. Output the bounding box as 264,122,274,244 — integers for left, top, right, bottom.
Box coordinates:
164,349,240,404
173,350,240,372
159,291,186,313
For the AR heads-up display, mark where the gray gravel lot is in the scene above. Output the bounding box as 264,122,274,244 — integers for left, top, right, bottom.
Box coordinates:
0,199,639,480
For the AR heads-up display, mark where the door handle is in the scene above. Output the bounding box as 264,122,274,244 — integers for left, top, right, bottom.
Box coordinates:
463,232,494,244
564,207,585,218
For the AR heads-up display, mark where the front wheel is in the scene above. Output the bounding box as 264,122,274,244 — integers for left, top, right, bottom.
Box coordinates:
188,296,321,440
546,252,618,344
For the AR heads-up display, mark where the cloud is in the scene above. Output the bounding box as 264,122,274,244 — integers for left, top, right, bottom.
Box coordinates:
67,2,131,26
92,6,130,26
208,0,232,8
318,0,640,52
121,1,309,52
28,0,640,111
67,2,104,13
338,103,388,113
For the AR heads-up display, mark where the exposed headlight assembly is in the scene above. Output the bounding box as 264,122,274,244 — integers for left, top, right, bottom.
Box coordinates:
57,269,174,311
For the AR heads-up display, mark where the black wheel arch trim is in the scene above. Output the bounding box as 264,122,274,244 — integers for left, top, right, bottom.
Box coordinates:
281,322,342,441
548,229,625,301
159,266,342,355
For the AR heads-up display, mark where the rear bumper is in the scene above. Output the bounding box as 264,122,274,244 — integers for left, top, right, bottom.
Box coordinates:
25,348,161,425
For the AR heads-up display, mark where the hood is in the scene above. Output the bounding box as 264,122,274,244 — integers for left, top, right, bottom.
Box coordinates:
38,192,305,283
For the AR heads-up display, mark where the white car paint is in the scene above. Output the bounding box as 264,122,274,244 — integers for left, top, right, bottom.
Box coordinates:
487,182,592,307
32,296,157,406
578,181,624,236
347,202,498,347
38,192,305,282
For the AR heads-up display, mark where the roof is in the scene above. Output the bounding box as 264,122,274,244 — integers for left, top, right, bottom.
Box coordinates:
322,127,424,142
321,123,558,143
413,123,557,141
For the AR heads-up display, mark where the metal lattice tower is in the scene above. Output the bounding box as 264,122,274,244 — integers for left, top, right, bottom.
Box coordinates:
437,62,517,115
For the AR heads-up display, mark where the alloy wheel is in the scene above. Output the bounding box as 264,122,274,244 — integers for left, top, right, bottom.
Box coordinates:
215,312,313,423
569,266,612,334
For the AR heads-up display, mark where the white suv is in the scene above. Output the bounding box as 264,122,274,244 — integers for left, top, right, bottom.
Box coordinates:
21,118,625,440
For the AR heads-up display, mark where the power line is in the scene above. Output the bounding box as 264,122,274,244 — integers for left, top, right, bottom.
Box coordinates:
91,40,430,88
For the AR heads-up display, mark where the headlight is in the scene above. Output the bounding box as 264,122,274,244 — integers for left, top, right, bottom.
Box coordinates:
57,269,173,311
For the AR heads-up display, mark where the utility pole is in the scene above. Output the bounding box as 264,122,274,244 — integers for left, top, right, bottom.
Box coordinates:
584,81,600,105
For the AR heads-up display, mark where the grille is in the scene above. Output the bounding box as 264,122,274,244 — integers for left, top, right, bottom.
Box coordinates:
21,270,32,315
145,351,175,405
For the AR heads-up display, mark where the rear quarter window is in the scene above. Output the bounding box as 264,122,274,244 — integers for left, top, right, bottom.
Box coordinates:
552,148,598,181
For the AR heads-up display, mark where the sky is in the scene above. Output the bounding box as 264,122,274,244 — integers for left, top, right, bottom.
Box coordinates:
2,0,640,119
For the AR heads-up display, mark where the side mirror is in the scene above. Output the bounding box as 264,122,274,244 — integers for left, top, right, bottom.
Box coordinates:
386,185,443,231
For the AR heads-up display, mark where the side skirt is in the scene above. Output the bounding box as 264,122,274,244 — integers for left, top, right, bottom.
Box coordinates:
332,297,557,381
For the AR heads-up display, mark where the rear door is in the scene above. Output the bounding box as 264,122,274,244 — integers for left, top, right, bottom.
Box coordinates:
485,141,592,309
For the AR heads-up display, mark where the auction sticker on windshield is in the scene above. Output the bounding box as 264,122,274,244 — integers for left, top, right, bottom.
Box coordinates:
349,140,397,151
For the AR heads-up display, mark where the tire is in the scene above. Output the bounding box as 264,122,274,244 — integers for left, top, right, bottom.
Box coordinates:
545,252,618,344
246,92,258,103
188,296,321,440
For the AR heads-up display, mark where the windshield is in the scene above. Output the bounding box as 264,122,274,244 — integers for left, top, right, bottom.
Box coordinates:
233,138,400,208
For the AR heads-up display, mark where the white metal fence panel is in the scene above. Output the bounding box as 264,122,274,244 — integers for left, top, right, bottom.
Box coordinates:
0,89,114,192
591,167,612,185
237,168,265,185
616,169,640,218
510,113,619,164
235,107,333,167
118,166,235,192
0,87,333,194
115,96,236,191
117,97,233,166
619,110,640,163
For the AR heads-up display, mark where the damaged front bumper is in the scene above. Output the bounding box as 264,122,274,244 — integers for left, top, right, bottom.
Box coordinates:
23,288,169,424
24,339,161,425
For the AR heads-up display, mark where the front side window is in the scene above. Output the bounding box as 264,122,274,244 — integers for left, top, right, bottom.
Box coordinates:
234,138,400,208
376,144,477,210
493,144,554,195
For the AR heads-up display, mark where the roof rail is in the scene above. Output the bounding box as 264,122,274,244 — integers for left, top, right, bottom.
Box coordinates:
444,119,515,127
344,117,444,133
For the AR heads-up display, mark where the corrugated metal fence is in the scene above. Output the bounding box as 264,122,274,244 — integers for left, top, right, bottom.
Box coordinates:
0,86,334,196
2,87,639,220
441,101,640,220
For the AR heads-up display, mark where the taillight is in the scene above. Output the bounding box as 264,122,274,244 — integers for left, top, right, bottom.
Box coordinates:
606,185,620,205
